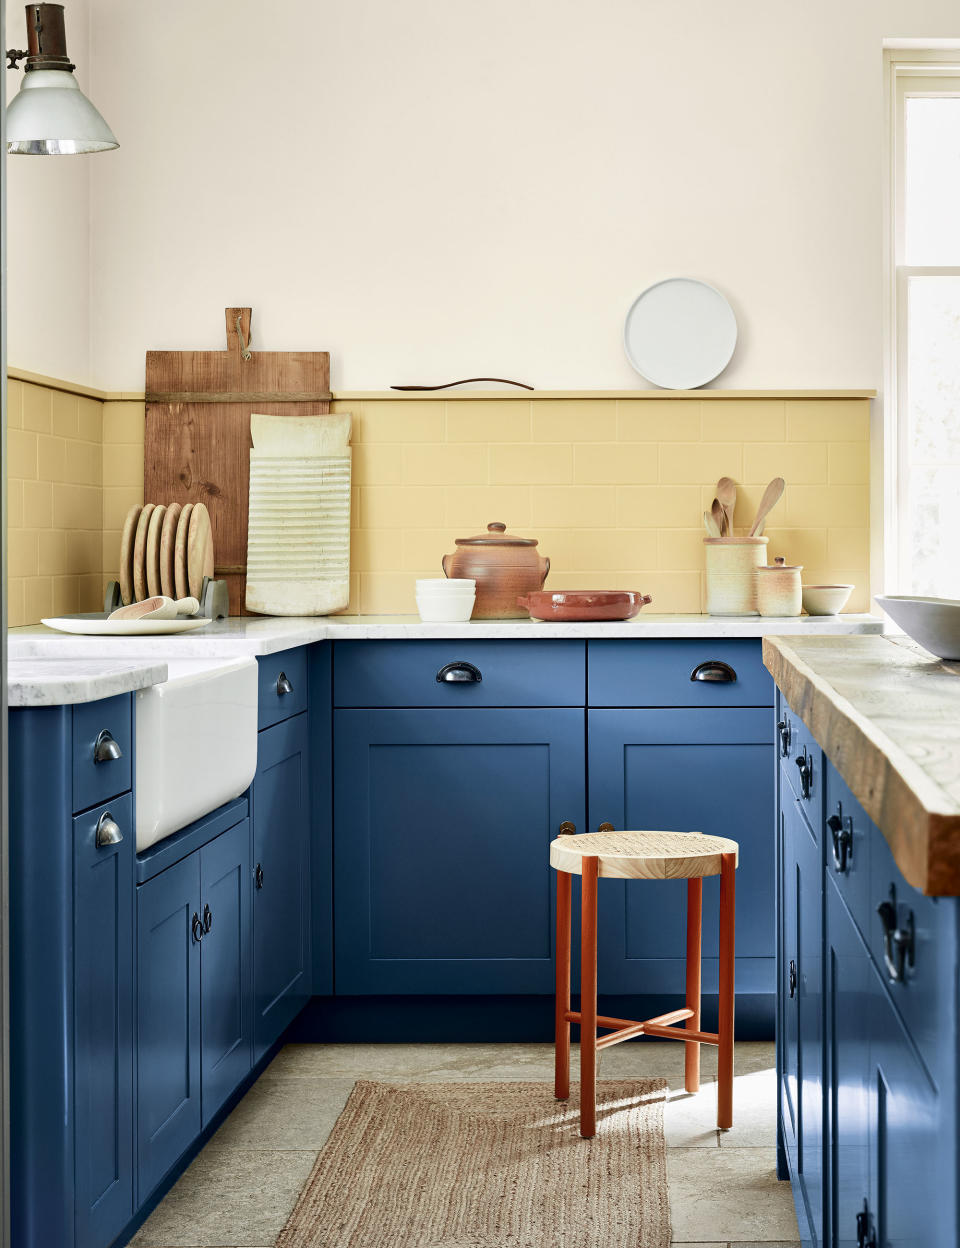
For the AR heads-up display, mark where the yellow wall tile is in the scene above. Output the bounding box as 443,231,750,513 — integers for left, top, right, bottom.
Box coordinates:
79,574,104,612
103,442,144,486
353,444,402,485
360,572,419,614
361,485,445,528
701,400,785,442
103,400,146,444
22,481,52,529
785,484,868,527
827,527,870,567
542,528,658,571
351,528,404,573
52,576,80,616
77,397,103,443
660,443,742,484
617,399,700,441
71,440,102,487
51,391,79,438
658,528,707,571
490,443,572,485
354,402,444,443
445,485,532,528
22,385,52,433
828,441,869,485
24,576,53,623
786,399,869,442
617,485,701,528
402,443,488,485
533,400,617,442
574,443,659,485
743,442,827,484
104,486,144,531
67,530,102,575
6,379,23,429
8,479,23,528
9,529,38,578
447,400,532,442
53,483,100,530
38,530,68,576
760,527,828,568
8,428,37,479
401,529,458,571
7,578,26,628
37,434,66,483
531,486,617,528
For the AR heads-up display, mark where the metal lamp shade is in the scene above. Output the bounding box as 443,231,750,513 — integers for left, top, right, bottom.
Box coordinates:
6,68,118,154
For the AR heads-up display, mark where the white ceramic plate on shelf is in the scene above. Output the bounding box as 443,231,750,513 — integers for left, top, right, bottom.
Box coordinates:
623,278,738,389
42,616,211,636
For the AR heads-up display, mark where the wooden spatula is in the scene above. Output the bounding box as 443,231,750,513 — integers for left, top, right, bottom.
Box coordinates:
716,477,737,537
749,477,785,536
711,497,727,537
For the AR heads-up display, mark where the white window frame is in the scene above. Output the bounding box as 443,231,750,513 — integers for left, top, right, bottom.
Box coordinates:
885,52,960,593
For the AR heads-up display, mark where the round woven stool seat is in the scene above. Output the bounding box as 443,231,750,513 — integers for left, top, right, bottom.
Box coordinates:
549,829,739,880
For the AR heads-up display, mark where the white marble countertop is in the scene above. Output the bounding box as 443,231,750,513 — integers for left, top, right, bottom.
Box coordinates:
7,658,168,707
8,612,884,661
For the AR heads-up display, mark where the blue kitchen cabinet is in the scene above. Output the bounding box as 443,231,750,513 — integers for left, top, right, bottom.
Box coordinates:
137,852,202,1201
251,712,311,1062
781,791,823,1248
137,814,252,1200
587,708,775,1001
9,700,136,1248
333,707,585,994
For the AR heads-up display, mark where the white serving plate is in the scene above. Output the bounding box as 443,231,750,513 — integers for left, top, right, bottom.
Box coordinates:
624,277,738,389
42,616,212,636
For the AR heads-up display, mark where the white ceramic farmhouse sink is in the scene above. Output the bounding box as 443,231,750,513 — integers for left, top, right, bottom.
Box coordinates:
135,657,258,851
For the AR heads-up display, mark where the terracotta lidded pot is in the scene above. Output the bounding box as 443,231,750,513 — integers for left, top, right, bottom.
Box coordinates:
756,555,803,617
442,522,550,619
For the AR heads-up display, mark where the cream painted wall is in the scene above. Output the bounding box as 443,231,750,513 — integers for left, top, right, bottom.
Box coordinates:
4,0,92,382
73,0,958,394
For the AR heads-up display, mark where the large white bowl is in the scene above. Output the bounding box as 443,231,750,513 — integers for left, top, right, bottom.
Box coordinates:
875,595,960,660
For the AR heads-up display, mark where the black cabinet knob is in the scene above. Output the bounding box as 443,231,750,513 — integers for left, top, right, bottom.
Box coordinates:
276,672,293,696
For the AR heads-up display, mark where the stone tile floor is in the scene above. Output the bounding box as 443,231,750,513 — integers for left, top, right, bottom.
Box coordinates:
132,1040,799,1248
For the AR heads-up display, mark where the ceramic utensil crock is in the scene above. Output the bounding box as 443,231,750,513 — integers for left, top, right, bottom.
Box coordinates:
442,522,550,619
756,556,803,617
704,536,768,616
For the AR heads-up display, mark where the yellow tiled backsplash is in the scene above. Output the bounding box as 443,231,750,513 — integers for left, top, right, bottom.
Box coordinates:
9,379,871,623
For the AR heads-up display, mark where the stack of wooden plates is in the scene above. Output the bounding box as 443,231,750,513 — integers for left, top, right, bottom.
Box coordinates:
119,501,215,606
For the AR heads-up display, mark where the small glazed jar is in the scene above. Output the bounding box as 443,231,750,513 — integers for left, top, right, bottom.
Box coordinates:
756,556,803,617
441,522,550,619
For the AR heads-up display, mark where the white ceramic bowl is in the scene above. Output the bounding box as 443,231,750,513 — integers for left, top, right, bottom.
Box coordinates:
875,595,960,660
801,584,854,616
416,592,476,623
416,578,476,594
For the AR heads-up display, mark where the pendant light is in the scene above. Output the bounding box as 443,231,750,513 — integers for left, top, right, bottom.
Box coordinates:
5,3,118,155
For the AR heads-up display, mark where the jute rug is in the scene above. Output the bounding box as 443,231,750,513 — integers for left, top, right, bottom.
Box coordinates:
276,1079,671,1248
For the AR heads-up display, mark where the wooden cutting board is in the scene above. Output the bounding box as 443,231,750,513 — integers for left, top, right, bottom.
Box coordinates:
144,307,331,615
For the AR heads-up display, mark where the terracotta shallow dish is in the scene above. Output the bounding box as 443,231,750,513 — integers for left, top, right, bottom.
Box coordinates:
516,589,652,622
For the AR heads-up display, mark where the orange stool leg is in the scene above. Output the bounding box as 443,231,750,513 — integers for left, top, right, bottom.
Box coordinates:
684,877,703,1094
554,869,572,1100
580,855,599,1138
717,851,736,1129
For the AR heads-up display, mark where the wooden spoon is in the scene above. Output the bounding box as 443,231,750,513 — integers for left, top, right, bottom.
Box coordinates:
711,497,727,537
703,510,722,538
716,477,737,537
749,477,785,536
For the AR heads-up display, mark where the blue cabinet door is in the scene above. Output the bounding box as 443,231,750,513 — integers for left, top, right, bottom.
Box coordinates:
780,803,800,1180
199,819,252,1126
252,714,311,1063
334,708,585,994
825,875,872,1248
137,853,202,1201
587,708,775,996
867,972,940,1248
782,794,824,1248
74,795,135,1248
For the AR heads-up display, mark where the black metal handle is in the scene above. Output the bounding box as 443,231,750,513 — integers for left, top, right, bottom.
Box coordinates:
795,751,812,799
857,1199,877,1248
276,672,293,696
436,661,482,684
827,809,853,873
788,958,797,998
191,912,204,944
95,811,123,848
202,903,213,934
93,729,123,763
777,718,791,758
690,660,737,683
255,863,264,889
877,894,915,984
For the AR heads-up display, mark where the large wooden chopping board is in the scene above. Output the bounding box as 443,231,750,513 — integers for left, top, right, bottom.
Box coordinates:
144,308,331,615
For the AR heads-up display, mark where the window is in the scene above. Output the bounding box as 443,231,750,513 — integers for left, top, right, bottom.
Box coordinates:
890,60,960,597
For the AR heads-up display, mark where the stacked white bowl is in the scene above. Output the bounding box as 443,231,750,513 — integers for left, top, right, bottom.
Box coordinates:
415,578,477,622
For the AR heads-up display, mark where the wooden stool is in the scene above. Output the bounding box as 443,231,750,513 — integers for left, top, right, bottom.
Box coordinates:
549,829,739,1138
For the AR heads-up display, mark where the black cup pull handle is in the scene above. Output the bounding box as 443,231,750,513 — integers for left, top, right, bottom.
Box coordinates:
795,752,812,799
276,672,293,696
436,661,482,683
877,896,915,984
202,903,213,934
827,809,853,873
191,912,204,944
690,660,737,683
788,958,797,998
777,718,791,757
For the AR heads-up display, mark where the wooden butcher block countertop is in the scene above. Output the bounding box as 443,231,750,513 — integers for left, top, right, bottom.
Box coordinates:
763,633,960,896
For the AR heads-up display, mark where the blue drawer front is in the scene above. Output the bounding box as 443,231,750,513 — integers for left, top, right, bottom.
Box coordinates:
258,648,308,729
73,693,132,813
333,640,585,708
588,639,774,707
